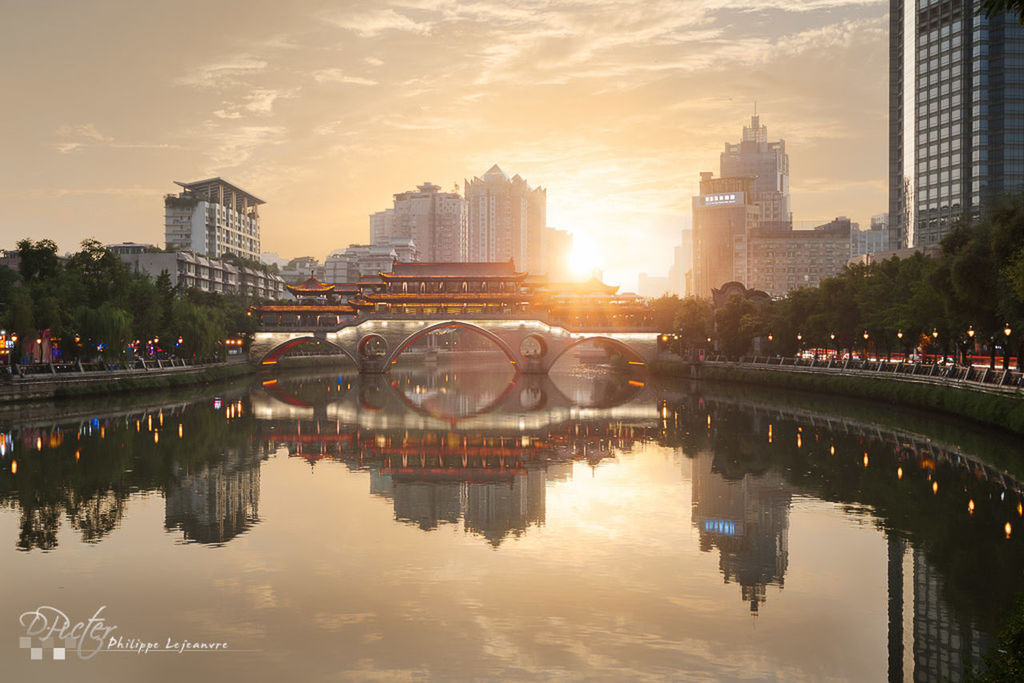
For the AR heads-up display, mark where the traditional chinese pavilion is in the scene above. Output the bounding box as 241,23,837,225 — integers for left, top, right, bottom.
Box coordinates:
348,260,531,314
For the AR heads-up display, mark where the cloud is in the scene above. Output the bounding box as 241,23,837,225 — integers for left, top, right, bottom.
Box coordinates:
322,8,430,37
313,69,378,86
175,56,268,88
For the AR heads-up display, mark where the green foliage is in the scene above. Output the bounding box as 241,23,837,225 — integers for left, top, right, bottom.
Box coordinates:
16,238,59,282
972,595,1024,681
2,237,264,363
715,294,760,358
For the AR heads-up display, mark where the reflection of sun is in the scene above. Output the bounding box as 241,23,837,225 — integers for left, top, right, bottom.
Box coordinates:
568,233,603,278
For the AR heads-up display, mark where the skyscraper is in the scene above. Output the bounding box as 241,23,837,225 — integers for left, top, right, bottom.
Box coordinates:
390,183,466,262
464,165,546,270
889,2,1024,249
691,174,760,297
369,208,394,245
720,114,791,230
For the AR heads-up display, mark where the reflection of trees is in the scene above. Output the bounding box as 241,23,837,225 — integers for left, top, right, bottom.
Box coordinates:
661,393,1024,674
0,396,263,550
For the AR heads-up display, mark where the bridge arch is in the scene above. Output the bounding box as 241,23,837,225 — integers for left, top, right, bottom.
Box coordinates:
258,336,359,367
384,321,521,371
547,335,647,371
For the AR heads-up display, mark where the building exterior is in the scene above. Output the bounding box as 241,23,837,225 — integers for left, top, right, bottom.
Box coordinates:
889,2,1024,249
369,208,395,245
280,256,324,284
323,238,418,284
164,178,264,261
692,174,760,298
391,183,466,262
720,115,791,229
746,226,852,297
669,229,693,296
542,227,573,280
851,224,892,260
465,165,546,270
106,242,156,256
117,251,285,299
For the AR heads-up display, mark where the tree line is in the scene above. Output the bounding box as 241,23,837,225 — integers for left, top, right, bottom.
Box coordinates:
1,239,259,363
652,195,1024,365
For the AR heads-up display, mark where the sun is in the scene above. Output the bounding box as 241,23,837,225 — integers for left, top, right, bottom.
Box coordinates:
568,233,603,279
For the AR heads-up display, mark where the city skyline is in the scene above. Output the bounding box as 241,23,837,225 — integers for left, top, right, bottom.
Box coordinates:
1,0,889,288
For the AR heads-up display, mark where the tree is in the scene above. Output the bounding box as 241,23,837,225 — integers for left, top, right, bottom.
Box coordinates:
979,0,1024,24
715,294,762,359
16,238,60,283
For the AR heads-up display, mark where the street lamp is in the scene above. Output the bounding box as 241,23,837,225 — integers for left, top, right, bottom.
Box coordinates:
932,328,939,364
767,333,774,358
1004,323,1013,370
862,330,870,362
964,325,975,366
36,337,42,364
796,332,803,360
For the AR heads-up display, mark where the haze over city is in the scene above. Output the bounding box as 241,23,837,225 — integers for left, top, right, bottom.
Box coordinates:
0,0,889,287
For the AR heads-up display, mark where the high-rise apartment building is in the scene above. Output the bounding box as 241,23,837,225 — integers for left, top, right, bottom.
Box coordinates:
890,2,1024,249
692,174,760,298
720,115,791,230
369,209,395,245
164,178,263,261
389,183,465,262
464,165,546,270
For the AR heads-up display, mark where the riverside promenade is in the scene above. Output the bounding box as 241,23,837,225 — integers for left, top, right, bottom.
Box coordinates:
0,358,252,403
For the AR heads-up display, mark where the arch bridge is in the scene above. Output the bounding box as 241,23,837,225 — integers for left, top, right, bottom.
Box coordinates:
249,316,662,375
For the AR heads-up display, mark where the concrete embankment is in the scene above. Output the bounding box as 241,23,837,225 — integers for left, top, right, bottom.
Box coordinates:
0,360,255,404
653,358,1024,436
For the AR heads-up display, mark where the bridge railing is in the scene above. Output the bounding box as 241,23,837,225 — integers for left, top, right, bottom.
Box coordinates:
704,354,1024,393
255,312,659,333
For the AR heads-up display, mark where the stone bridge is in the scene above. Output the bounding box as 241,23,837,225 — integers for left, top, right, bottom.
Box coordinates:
249,316,662,374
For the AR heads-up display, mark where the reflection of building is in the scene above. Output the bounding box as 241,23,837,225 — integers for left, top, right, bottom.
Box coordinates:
164,447,262,544
691,450,792,612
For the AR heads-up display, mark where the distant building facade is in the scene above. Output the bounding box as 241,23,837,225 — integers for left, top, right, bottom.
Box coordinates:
542,227,573,280
117,251,285,299
720,115,791,229
324,238,417,283
692,174,760,298
164,178,263,261
746,226,852,297
280,256,324,284
851,213,892,260
465,165,546,270
369,208,395,245
391,183,466,262
889,1,1024,249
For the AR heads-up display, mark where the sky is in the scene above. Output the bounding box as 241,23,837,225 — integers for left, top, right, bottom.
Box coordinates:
0,0,889,289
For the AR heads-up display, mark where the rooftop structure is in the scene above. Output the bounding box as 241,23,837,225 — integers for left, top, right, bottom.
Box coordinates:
165,177,264,261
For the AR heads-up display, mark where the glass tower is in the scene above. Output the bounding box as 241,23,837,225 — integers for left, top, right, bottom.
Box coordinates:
890,0,1024,249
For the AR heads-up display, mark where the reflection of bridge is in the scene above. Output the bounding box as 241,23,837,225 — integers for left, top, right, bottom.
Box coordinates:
250,316,661,374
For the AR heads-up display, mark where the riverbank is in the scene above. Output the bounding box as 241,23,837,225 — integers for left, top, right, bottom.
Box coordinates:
653,358,1024,436
0,360,255,403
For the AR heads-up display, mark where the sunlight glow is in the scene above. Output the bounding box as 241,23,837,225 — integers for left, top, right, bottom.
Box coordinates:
568,232,604,279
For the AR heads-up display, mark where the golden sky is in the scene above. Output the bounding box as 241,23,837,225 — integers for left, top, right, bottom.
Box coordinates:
0,0,888,288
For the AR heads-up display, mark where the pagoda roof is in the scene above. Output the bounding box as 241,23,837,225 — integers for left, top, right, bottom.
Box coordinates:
384,260,525,279
354,292,531,304
252,304,356,314
286,275,335,294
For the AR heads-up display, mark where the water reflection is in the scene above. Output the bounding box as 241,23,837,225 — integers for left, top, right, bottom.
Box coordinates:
0,366,1023,678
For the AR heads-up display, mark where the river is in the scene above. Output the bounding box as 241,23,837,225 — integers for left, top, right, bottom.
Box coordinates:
1,360,1022,681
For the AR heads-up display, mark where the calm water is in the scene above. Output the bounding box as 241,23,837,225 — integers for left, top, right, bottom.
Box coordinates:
2,361,1024,681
